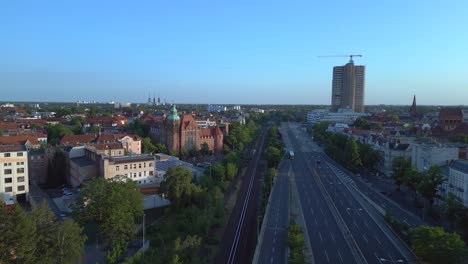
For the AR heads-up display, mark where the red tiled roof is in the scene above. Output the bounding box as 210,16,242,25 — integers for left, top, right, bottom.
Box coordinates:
440,108,462,120
180,114,198,130
0,123,18,130
0,145,25,152
0,135,40,145
60,134,96,145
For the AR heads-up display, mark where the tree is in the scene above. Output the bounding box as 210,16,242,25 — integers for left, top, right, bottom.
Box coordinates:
266,146,281,168
358,143,380,170
154,142,168,154
353,117,371,130
160,167,200,208
391,157,411,191
45,123,73,145
344,137,362,172
405,168,422,201
53,219,87,264
444,193,464,226
74,176,143,248
391,114,400,122
0,201,86,264
200,142,210,156
210,163,226,183
411,226,467,264
0,204,35,263
287,220,305,264
417,166,446,206
225,162,238,181
142,137,156,154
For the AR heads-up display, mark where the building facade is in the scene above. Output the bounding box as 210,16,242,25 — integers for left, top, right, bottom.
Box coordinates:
101,154,156,185
153,105,224,154
331,59,365,112
411,143,459,172
0,145,29,204
440,160,468,207
307,108,368,125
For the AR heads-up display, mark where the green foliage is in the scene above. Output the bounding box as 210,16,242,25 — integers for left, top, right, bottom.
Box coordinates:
405,168,423,199
444,193,465,225
88,125,101,134
200,142,210,156
160,167,201,209
358,142,380,170
266,146,281,168
344,137,362,172
410,226,467,264
391,157,411,190
141,137,157,154
0,201,86,264
353,117,371,130
287,220,305,264
154,142,168,154
210,163,226,183
45,123,74,145
225,162,238,181
417,166,446,205
74,176,143,248
127,119,150,138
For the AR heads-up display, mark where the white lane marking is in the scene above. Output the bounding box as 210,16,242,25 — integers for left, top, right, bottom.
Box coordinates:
374,235,382,245
319,231,323,242
271,256,274,263
324,218,328,226
338,250,343,263
330,232,335,241
362,234,369,243
324,249,330,263
314,218,318,225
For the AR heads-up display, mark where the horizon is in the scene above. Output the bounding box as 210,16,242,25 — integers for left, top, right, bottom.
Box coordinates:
1,1,468,105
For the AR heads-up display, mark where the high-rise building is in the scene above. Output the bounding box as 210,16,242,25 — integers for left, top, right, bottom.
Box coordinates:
331,59,365,112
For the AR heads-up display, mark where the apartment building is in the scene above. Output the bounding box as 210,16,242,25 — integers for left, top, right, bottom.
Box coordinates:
101,154,156,185
0,145,29,204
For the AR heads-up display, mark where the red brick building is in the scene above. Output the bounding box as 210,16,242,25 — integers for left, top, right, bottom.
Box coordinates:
152,105,224,154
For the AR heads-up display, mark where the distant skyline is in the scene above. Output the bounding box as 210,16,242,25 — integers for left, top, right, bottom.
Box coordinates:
1,1,468,105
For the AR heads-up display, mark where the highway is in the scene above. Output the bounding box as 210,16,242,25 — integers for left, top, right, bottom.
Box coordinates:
256,159,290,264
217,127,267,264
284,122,413,264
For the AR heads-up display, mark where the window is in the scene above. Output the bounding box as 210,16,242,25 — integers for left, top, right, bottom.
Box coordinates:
4,153,10,157
5,187,12,192
4,178,12,183
144,171,147,176
18,185,25,191
149,162,153,167
4,169,12,175
133,164,136,169
17,152,23,157
124,165,128,170
149,171,154,176
139,164,141,168
17,168,25,174
134,173,137,178
17,176,25,182
144,162,146,168
139,172,141,177
116,166,120,171
4,163,11,166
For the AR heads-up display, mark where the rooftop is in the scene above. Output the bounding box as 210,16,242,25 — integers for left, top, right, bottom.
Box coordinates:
107,154,154,164
451,160,468,174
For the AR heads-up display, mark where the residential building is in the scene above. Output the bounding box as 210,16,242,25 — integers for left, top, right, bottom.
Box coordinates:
29,148,55,185
155,153,204,183
195,119,217,129
207,105,227,112
440,160,468,207
0,145,29,204
331,58,365,112
378,143,412,177
307,108,368,125
411,143,459,172
101,154,156,185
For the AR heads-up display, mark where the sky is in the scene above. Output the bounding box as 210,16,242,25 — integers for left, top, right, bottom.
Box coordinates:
1,0,468,105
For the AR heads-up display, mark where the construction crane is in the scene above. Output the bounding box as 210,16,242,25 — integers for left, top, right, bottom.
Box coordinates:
318,54,362,63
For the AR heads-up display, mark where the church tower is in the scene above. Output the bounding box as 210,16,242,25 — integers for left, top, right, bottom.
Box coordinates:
166,104,180,154
410,95,418,117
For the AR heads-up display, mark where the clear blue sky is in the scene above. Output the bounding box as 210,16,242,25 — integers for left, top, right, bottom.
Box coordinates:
1,0,467,105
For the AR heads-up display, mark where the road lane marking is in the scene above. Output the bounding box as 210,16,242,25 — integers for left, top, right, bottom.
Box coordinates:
374,235,382,245
330,232,335,241
324,249,330,262
362,234,368,243
319,231,323,242
338,250,343,263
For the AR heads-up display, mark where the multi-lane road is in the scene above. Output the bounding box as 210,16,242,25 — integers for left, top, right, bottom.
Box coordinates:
255,122,418,264
255,159,290,264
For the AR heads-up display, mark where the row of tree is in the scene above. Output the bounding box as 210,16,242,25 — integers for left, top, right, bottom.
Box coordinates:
124,120,261,263
0,201,86,264
312,122,380,172
391,157,446,208
72,176,144,264
287,220,305,264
